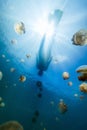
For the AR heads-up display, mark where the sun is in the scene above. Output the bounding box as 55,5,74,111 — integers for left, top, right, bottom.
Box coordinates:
33,17,55,37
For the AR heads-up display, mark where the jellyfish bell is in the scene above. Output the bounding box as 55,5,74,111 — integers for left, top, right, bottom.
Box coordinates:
78,73,87,81
62,72,70,80
0,102,5,107
76,65,87,81
72,29,87,46
0,121,24,130
76,65,87,74
68,81,73,86
19,75,26,82
14,22,25,35
58,100,67,114
79,82,87,93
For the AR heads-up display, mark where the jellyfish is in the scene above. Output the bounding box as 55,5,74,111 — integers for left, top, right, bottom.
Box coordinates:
10,68,16,72
79,82,87,93
58,100,67,114
72,29,87,46
0,102,5,107
0,121,23,130
19,75,26,82
14,22,25,35
68,81,73,86
62,72,70,80
11,39,17,44
76,65,87,81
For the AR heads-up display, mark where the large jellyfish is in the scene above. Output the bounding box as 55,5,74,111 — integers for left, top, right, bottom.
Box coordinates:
0,121,23,130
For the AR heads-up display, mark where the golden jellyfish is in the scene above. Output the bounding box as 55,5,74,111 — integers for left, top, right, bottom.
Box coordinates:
62,72,70,80
79,82,87,93
0,121,24,130
76,65,87,81
14,22,25,35
72,29,87,46
19,75,26,82
58,100,67,114
76,65,87,73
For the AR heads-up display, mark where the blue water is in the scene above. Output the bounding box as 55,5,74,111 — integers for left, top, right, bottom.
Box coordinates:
0,0,87,130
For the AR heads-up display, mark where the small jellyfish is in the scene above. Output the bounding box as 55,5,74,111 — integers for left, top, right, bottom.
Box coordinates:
26,54,31,58
74,93,78,97
72,29,87,46
53,57,58,64
2,54,5,58
68,81,73,86
20,59,25,63
10,68,16,72
55,117,60,121
59,99,63,102
11,39,17,44
80,95,84,100
6,59,10,62
79,82,87,93
50,101,54,106
13,83,17,86
76,65,87,81
62,72,69,80
58,100,67,114
0,102,5,107
14,22,25,35
0,71,3,80
19,75,26,82
43,128,47,130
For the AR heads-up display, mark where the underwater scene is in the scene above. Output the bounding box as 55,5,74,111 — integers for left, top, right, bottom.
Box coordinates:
0,0,87,130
